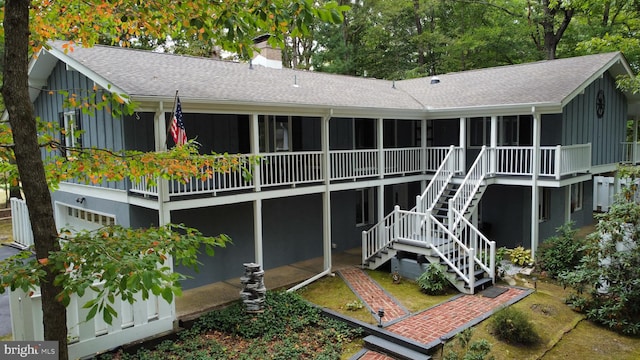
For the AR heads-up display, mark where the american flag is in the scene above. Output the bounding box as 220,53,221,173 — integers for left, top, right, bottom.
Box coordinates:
171,97,187,146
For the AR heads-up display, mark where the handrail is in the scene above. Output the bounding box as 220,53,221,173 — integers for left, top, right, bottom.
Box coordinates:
450,208,495,283
362,207,398,265
425,213,474,288
414,145,458,213
448,146,488,229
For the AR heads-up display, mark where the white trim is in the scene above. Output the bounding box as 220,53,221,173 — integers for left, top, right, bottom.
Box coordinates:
58,182,128,202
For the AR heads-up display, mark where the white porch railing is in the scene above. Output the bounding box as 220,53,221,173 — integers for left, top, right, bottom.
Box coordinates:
330,149,379,180
129,144,591,198
622,142,640,164
10,286,173,360
10,197,34,249
261,151,323,187
494,144,591,179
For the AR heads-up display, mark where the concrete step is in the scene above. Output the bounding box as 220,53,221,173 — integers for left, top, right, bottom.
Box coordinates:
465,276,493,292
364,335,432,360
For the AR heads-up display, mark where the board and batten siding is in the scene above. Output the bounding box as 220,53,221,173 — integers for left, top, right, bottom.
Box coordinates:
32,61,127,189
562,72,627,166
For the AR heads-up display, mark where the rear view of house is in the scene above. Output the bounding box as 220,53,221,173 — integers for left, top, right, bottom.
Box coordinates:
12,42,640,357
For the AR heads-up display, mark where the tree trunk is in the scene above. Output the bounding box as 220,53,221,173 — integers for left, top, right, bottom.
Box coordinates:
413,0,425,66
3,1,69,360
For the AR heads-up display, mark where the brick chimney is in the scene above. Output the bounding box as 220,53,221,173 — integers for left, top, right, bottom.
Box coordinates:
252,34,282,69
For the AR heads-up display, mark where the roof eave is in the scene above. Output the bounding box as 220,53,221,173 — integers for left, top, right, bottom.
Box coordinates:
424,103,562,119
28,44,130,102
130,95,428,120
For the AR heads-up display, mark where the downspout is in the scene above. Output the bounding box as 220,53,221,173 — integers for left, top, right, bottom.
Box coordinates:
288,110,334,292
250,113,264,267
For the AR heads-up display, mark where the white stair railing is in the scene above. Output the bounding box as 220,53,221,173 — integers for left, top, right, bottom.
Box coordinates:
415,145,459,213
450,208,496,283
448,146,489,229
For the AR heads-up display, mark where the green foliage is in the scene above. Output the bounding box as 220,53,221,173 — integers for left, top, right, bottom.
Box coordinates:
508,246,532,266
490,307,539,345
345,299,363,311
560,175,640,335
0,224,230,325
417,264,450,295
100,291,362,359
537,222,585,279
443,328,495,360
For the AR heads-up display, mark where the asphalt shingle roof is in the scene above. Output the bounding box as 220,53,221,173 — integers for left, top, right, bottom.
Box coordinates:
53,43,423,111
44,43,628,114
395,52,622,110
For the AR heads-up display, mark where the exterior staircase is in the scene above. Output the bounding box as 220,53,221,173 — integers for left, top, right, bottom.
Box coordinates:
362,146,496,294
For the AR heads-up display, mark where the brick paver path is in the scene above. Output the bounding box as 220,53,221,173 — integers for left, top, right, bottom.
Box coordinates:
387,287,527,344
341,267,529,359
339,267,409,323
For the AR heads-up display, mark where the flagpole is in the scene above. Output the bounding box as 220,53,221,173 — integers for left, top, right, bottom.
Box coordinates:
165,89,179,150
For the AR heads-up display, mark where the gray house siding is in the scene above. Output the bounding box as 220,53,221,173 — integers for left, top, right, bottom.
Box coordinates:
538,187,568,242
481,185,528,249
173,202,256,289
33,61,127,189
569,180,594,228
331,191,364,252
562,72,627,165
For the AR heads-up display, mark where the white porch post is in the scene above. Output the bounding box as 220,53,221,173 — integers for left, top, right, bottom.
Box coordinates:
421,119,428,189
250,114,264,266
377,118,385,222
459,117,466,174
322,114,332,270
154,101,175,318
531,109,541,259
154,101,171,226
565,185,572,223
634,115,639,163
490,115,498,174
378,118,384,179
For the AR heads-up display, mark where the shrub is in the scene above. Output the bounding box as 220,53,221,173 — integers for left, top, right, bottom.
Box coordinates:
443,328,494,360
537,222,584,278
509,246,532,266
345,299,364,311
490,307,539,345
416,264,450,295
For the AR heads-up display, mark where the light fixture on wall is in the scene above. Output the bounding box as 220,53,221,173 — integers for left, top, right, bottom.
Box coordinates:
76,197,85,204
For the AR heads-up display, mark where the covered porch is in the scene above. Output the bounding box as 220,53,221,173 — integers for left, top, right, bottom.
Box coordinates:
175,248,362,321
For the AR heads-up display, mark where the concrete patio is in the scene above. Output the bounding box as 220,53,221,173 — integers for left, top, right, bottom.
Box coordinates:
176,248,362,321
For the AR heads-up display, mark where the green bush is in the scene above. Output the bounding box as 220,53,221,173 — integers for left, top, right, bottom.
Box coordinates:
537,222,584,278
416,263,450,295
508,246,532,266
443,328,495,360
490,307,539,345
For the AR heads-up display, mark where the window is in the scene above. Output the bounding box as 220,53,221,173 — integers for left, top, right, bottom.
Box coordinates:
571,183,583,212
539,188,551,222
59,110,82,157
356,189,373,226
259,115,291,152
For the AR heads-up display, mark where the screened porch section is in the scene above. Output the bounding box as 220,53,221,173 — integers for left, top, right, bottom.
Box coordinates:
129,143,592,198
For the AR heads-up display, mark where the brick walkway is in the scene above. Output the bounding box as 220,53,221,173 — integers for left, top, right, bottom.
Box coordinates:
339,267,530,359
339,267,409,323
387,287,527,344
